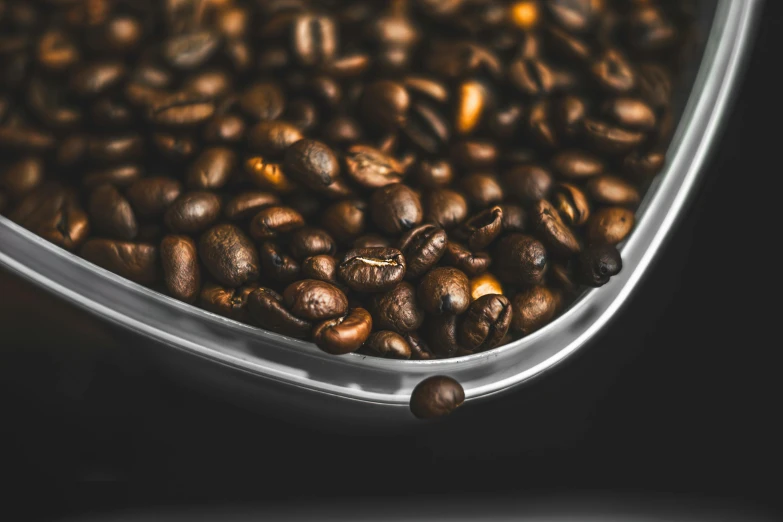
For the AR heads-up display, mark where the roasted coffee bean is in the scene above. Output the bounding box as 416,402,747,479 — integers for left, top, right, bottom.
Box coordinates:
259,241,301,285
239,82,285,122
404,101,450,155
291,13,338,67
312,307,373,355
163,31,220,70
369,282,424,334
509,1,541,30
623,149,666,179
200,282,260,324
470,273,504,301
450,140,498,171
69,61,126,98
414,160,453,189
321,116,363,147
410,376,465,419
508,57,554,97
183,70,232,99
91,97,134,129
637,63,672,110
499,204,526,233
398,224,448,279
494,234,547,285
153,133,197,162
224,192,281,221
289,227,336,260
344,145,405,188
576,244,622,287
361,80,410,132
0,126,56,153
283,279,348,321
532,199,581,257
460,174,504,209
456,206,503,251
455,80,487,136
283,139,341,190
87,134,145,164
301,254,339,284
603,97,657,131
285,191,322,219
10,185,89,251
250,206,305,240
203,114,246,143
625,5,677,52
425,315,463,358
552,183,590,226
511,285,557,335
443,241,492,277
583,118,647,155
370,184,423,236
164,192,221,234
338,247,406,293
247,121,304,158
525,100,558,149
123,176,181,219
245,156,297,193
322,198,366,244
586,207,635,245
546,0,599,33
586,175,640,207
160,235,200,303
459,294,512,352
187,147,237,190
148,93,216,128
405,331,434,360
592,49,636,94
502,165,553,205
552,150,604,180
80,239,158,285
365,331,411,360
1,157,44,200
199,224,259,287
89,184,138,240
424,189,468,230
37,30,80,72
247,287,312,339
419,267,470,315
353,234,390,249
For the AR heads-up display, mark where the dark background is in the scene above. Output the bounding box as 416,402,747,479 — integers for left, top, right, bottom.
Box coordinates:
2,2,781,520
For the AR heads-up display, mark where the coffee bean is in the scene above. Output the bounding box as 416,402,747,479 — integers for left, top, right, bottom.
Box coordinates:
164,192,221,234
526,100,559,149
312,307,373,355
419,267,470,315
322,199,366,244
291,13,338,67
414,160,453,189
69,61,126,98
404,101,450,154
244,157,297,193
456,206,504,251
36,30,80,72
361,80,410,131
321,116,363,147
161,235,201,303
443,241,492,277
283,279,348,321
552,183,590,226
460,173,504,209
623,150,666,179
410,376,465,419
183,70,232,99
153,133,197,162
369,282,424,334
398,224,447,279
592,49,636,94
187,147,237,190
247,121,303,158
499,204,526,233
586,207,635,245
1,156,44,200
603,97,657,131
301,254,339,284
247,287,312,339
370,184,422,235
0,126,55,153
338,247,406,293
199,224,259,287
148,93,216,128
364,331,411,359
353,234,390,249
576,244,622,287
494,234,548,285
289,227,336,260
200,282,260,323
532,199,581,257
470,273,504,301
511,285,557,335
80,239,158,285
239,82,285,122
425,314,463,358
625,5,677,52
405,331,434,360
224,192,281,221
203,114,246,144
424,189,468,231
459,294,512,352
546,0,599,33
344,145,405,188
508,57,554,97
87,134,145,164
586,175,640,207
89,184,138,240
259,241,301,286
502,164,553,205
551,150,604,179
455,80,487,135
126,177,182,218
250,206,305,240
163,31,220,70
450,140,498,171
283,139,341,190
583,118,647,155
10,185,89,251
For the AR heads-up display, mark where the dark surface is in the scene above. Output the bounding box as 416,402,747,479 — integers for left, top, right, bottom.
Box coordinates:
2,3,782,520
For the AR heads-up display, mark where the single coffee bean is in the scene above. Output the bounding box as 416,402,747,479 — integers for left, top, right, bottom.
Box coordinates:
424,189,468,230
470,273,504,301
239,82,285,122
508,57,554,97
0,156,44,200
182,70,232,99
456,206,504,251
370,184,423,235
162,30,220,70
419,267,470,315
245,156,297,193
89,183,138,240
291,13,338,67
459,294,512,352
80,239,158,285
153,133,197,162
459,173,504,209
126,177,182,218
603,97,657,131
0,126,56,153
364,331,411,360
526,100,559,149
87,134,145,164
36,30,80,72
338,247,406,293
552,183,590,226
546,25,591,61
148,93,216,128
623,149,665,179
494,234,548,285
10,185,89,251
200,282,261,324
625,5,677,52
576,244,623,287
455,80,487,135
187,147,237,190
502,164,553,205
551,150,604,179
344,145,405,188
164,192,222,234
160,235,200,303
405,331,434,360
199,224,259,287
511,285,557,335
353,234,390,249
369,282,424,334
259,241,301,285
490,103,524,142
289,227,337,260
499,204,526,233
586,207,635,245
247,287,312,339
410,376,465,419
283,279,348,321
312,307,373,355
414,160,453,189
586,175,640,207
301,254,339,284
404,101,450,154
398,224,448,279
361,80,410,131
250,206,305,240
320,116,362,147
532,199,581,257
592,48,636,94
283,139,341,190
69,61,127,98
450,140,498,171
554,95,587,140
203,114,246,143
443,241,492,277
636,63,672,110
322,199,366,244
90,97,134,129
224,192,281,221
546,0,599,33
425,314,463,358
582,118,647,155
247,121,304,158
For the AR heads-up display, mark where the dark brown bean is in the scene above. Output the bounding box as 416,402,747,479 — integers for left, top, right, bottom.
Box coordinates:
259,241,301,285
344,145,405,188
424,315,463,358
289,227,336,260
502,165,553,205
126,177,182,218
87,134,145,164
398,224,448,279
338,247,407,293
583,118,647,155
199,224,259,287
459,294,512,352
247,287,312,339
369,282,424,334
418,267,470,315
312,308,373,355
460,174,504,209
239,82,286,122
576,244,623,287
364,331,411,360
410,376,465,419
370,184,423,235
361,80,410,131
592,49,636,94
532,199,581,257
450,140,498,171
10,185,89,251
322,199,366,244
283,139,341,190
164,192,222,234
89,184,138,240
187,147,237,190
552,183,590,226
200,283,260,323
456,206,504,251
291,13,338,67
203,114,246,143
604,97,657,131
494,234,548,286
623,150,666,179
301,255,339,284
148,93,216,128
586,207,635,245
163,31,220,70
424,189,468,230
247,121,304,158
414,160,453,189
511,286,557,335
552,150,604,179
69,61,126,98
224,192,281,221
1,156,44,200
160,235,200,303
443,242,492,277
283,279,348,321
586,176,640,207
250,206,305,240
80,239,158,285
499,204,527,233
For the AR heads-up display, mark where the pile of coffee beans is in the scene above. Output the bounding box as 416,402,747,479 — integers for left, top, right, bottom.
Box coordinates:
0,1,695,362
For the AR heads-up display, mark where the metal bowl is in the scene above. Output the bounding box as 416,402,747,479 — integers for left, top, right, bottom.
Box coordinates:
0,0,763,424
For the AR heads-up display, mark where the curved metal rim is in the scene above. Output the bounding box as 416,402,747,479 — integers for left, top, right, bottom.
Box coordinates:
0,0,763,409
